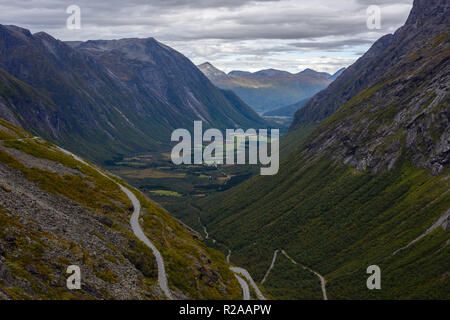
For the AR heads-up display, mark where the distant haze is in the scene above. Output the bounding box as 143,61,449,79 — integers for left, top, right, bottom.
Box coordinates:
198,62,340,114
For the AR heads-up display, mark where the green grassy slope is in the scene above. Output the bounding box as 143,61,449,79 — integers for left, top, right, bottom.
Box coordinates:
0,118,241,299
198,153,448,299
191,3,450,299
263,252,323,300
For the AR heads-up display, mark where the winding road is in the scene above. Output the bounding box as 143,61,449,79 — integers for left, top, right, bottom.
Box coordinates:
199,215,326,301
226,249,231,264
281,250,328,300
46,141,266,301
7,139,327,301
57,146,173,299
393,207,450,256
122,185,173,299
261,250,279,284
230,267,267,300
59,144,260,301
11,138,326,301
197,217,266,300
233,275,250,300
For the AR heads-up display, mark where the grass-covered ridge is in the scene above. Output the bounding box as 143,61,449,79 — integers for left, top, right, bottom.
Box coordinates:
189,22,450,300
197,151,449,299
0,120,241,299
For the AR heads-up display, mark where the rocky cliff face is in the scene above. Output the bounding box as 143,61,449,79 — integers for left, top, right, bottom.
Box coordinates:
293,0,449,127
292,0,449,174
0,26,265,164
70,39,264,129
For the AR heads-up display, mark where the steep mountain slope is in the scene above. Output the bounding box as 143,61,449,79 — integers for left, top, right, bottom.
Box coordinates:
0,67,61,135
189,0,450,299
0,118,242,300
263,98,309,117
198,63,333,114
198,62,230,82
262,68,346,117
292,0,448,128
328,68,346,81
0,26,266,164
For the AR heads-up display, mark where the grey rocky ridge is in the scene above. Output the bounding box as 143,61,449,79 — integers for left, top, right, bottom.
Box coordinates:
291,0,449,175
198,62,334,114
0,27,266,164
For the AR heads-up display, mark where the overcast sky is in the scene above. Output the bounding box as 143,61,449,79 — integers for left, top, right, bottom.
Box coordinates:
0,0,413,73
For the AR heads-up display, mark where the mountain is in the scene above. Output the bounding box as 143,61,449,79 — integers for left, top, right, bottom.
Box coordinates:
292,0,448,129
198,62,230,81
180,0,450,299
198,63,333,114
0,26,266,164
252,69,292,77
329,67,346,81
262,69,345,117
297,68,330,78
0,118,243,299
228,70,253,77
263,98,309,117
261,68,346,117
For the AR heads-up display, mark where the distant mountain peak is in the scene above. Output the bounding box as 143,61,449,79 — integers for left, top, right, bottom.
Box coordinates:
33,31,59,44
329,67,346,81
0,26,266,163
197,62,228,80
297,68,331,77
0,24,33,41
32,31,52,38
228,70,253,77
199,64,332,113
199,62,214,67
198,62,223,72
252,68,292,77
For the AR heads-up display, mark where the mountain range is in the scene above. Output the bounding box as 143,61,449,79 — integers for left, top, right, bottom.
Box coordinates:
176,0,450,299
0,0,448,302
262,98,310,117
198,62,344,114
0,26,266,164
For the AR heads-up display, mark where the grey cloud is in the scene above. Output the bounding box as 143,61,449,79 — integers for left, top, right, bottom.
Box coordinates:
0,0,413,40
289,39,375,51
0,0,414,72
355,0,412,5
148,0,281,8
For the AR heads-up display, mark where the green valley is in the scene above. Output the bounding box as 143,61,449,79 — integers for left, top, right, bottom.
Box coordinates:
169,0,450,300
